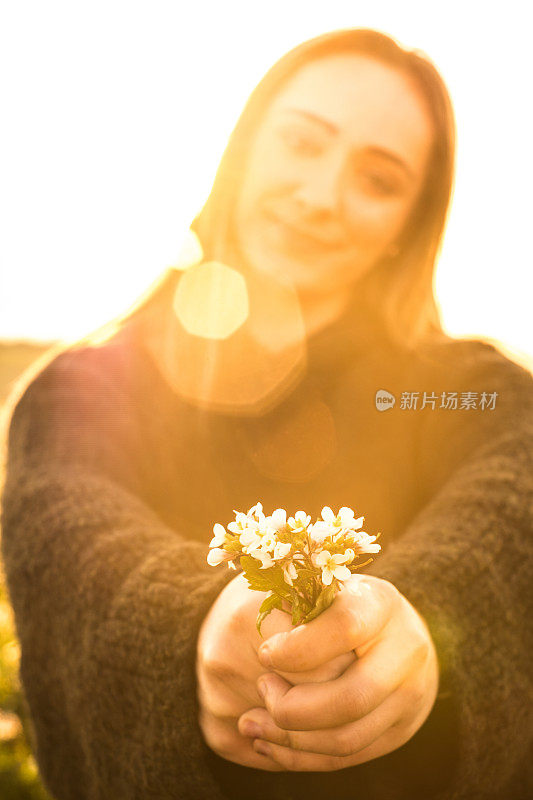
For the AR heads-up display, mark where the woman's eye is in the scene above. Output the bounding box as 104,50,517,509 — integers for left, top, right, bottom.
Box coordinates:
279,127,323,157
357,170,401,197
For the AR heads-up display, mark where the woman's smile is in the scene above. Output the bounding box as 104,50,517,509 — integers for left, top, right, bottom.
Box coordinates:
262,206,346,259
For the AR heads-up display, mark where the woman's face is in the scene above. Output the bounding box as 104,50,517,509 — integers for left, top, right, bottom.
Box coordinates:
234,53,435,296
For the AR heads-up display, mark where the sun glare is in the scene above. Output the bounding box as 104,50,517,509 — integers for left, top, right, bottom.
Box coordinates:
1,2,531,367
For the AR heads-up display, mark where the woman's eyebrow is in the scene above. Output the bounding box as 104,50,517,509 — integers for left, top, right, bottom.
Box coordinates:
283,108,338,134
362,146,416,178
282,108,415,178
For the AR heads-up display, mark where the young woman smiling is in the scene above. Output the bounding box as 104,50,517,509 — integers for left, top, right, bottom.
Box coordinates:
2,28,532,800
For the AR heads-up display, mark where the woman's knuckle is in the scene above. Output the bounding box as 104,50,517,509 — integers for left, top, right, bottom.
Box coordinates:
404,681,426,709
410,635,430,669
328,755,348,771
336,596,364,642
284,729,304,750
279,747,298,770
199,711,233,756
333,729,356,757
212,728,236,758
204,655,234,684
201,689,235,719
227,608,246,635
272,703,293,730
369,576,399,602
347,682,373,719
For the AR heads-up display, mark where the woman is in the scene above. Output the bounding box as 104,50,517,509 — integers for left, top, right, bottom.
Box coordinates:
1,28,532,800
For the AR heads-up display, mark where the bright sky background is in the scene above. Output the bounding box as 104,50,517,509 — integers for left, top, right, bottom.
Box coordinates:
1,1,531,365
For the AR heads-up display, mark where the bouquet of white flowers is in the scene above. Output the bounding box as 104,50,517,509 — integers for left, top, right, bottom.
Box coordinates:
207,503,381,635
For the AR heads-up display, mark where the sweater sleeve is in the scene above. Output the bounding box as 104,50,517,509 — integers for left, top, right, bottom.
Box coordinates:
364,341,533,799
0,343,239,800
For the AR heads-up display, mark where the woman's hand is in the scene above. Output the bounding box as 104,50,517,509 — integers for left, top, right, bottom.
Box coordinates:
196,572,354,770
237,575,439,771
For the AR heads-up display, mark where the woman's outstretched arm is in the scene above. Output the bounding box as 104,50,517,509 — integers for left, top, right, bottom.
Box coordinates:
365,343,533,798
236,341,533,800
0,342,252,800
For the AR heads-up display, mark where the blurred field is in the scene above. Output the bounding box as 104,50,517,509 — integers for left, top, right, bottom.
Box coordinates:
0,340,55,799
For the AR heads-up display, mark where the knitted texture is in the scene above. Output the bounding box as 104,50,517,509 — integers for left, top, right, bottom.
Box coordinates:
1,326,532,800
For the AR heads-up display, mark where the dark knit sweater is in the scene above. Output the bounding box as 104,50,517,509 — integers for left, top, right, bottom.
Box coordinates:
1,272,532,800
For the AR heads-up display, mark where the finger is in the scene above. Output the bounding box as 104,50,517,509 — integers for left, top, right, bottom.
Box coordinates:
258,633,413,730
252,715,415,772
258,577,399,672
252,689,432,771
197,662,263,719
199,709,284,772
239,686,407,757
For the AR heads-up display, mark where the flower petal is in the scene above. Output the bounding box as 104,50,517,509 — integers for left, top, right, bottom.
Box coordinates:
207,548,230,566
333,565,352,581
315,550,331,567
321,506,335,522
331,552,350,565
321,567,333,586
271,508,287,529
209,523,227,547
344,548,355,564
274,541,291,559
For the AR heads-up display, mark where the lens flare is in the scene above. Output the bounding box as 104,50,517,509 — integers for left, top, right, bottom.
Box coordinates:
173,261,249,340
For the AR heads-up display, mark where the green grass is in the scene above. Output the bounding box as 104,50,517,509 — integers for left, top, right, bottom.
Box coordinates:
0,577,52,799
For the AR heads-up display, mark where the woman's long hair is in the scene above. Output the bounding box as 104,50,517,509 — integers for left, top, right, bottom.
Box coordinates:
191,27,456,350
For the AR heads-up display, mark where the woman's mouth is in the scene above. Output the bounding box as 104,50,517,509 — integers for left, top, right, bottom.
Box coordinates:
262,208,345,257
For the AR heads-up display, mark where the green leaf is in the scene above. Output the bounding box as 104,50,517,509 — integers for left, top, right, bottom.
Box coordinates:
240,556,293,601
296,568,316,580
256,593,284,637
303,583,337,624
291,593,305,626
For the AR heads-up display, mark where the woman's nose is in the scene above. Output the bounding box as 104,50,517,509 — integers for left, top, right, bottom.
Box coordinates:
294,155,343,216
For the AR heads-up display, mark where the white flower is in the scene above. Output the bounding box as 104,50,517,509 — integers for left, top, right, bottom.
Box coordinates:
320,506,364,533
228,512,258,535
273,541,291,560
344,548,355,564
349,531,381,554
247,502,265,522
207,548,234,567
288,510,311,530
339,507,365,530
227,520,244,534
313,550,353,586
239,526,278,554
269,508,287,531
228,503,265,535
238,528,263,553
283,562,298,587
209,522,227,548
320,506,336,524
260,531,278,552
308,521,332,543
247,534,290,569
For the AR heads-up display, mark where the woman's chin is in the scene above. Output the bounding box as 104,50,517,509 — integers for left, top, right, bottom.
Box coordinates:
248,250,338,294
